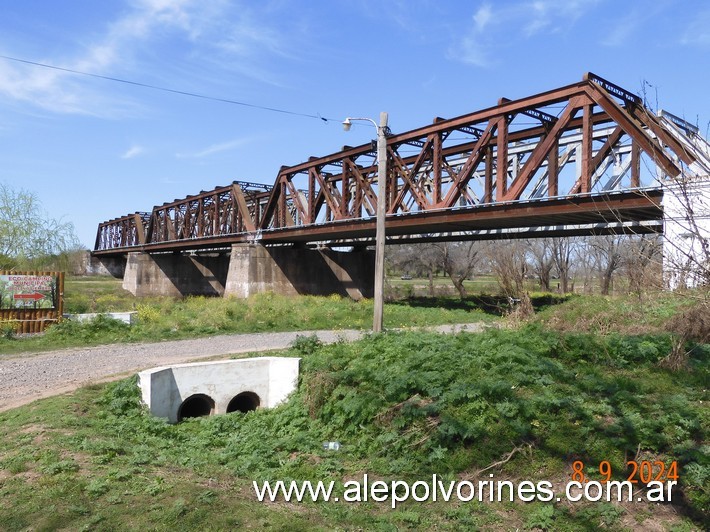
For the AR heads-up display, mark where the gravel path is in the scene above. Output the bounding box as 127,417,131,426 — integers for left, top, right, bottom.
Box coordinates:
0,323,485,413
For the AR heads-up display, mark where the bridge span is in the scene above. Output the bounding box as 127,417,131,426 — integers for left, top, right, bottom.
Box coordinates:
91,73,710,298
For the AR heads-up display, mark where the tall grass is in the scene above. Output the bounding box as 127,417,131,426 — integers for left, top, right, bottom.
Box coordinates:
0,328,706,529
0,292,495,354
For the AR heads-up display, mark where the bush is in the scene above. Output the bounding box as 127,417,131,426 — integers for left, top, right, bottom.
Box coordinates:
0,321,15,339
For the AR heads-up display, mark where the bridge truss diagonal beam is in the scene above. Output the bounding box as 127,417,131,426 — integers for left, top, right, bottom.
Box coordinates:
93,73,707,256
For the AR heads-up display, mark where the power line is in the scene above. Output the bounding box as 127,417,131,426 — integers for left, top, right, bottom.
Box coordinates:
0,54,336,123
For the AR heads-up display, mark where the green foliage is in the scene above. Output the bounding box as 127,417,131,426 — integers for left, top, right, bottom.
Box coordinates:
0,323,706,529
40,459,80,475
45,314,131,344
525,503,555,530
1,286,495,355
291,333,323,356
294,327,706,478
0,182,80,265
0,320,15,339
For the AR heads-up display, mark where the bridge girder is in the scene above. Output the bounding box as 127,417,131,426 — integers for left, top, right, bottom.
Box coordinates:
93,73,708,255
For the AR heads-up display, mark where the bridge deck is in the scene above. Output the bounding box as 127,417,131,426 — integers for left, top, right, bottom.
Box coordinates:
93,189,662,254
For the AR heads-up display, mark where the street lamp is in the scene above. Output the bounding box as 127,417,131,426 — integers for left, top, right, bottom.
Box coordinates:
343,112,388,333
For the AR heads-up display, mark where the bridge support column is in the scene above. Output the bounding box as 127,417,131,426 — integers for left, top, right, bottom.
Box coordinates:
224,244,374,300
83,252,126,278
123,252,230,297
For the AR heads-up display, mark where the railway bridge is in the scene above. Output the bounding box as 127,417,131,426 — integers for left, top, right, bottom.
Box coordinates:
92,73,710,298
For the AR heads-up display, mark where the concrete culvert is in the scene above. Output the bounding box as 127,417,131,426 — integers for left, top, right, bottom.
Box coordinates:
227,391,260,413
178,394,215,421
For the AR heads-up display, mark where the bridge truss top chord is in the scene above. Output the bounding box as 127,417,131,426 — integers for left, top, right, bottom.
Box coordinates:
93,72,710,256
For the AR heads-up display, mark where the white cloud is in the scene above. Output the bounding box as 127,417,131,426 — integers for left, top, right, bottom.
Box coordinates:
122,145,145,159
0,0,202,116
175,137,252,158
449,0,601,67
0,0,294,116
681,8,710,46
473,4,493,31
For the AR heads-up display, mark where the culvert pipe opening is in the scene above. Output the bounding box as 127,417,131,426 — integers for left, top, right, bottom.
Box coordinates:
227,391,261,414
177,394,215,421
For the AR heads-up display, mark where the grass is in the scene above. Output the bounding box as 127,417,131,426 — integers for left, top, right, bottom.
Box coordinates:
1,274,694,356
64,276,139,313
1,284,498,355
533,292,696,335
1,276,706,527
0,327,706,530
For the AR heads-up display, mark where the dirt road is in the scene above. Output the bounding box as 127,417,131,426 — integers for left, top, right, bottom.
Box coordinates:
0,323,484,412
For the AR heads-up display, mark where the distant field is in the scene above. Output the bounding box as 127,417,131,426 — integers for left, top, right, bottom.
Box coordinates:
64,276,139,313
1,277,500,355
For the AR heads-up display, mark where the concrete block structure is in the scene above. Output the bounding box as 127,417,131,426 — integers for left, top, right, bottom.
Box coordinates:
138,356,300,423
123,251,230,297
121,244,374,299
224,244,373,300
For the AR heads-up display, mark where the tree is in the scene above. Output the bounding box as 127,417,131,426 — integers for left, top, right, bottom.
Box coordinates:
433,242,480,298
388,244,440,296
486,241,529,297
622,234,662,297
661,177,710,289
0,183,80,269
584,235,625,295
528,239,554,291
551,237,577,293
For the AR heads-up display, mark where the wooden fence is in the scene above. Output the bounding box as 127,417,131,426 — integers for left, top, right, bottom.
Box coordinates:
0,271,64,333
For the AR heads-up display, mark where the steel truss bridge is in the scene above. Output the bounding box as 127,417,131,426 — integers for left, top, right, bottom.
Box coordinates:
93,73,710,256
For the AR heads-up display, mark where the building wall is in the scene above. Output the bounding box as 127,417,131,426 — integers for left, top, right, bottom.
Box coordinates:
663,178,710,289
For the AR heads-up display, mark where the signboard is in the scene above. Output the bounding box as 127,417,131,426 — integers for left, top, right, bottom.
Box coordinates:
0,274,58,310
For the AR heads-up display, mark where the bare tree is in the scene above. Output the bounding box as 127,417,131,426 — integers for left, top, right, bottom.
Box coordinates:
587,235,625,295
551,237,578,293
432,242,480,298
486,241,529,297
661,178,710,289
528,239,555,291
622,235,662,297
389,244,442,296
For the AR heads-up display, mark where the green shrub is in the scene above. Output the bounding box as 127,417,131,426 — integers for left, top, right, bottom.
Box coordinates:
0,321,15,339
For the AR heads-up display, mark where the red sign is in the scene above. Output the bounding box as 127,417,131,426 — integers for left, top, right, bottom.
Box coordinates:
13,292,46,302
1,274,55,309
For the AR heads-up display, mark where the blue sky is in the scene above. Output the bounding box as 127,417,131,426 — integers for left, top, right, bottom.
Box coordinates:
1,0,709,248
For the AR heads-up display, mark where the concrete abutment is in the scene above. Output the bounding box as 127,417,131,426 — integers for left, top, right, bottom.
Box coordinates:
121,244,374,299
122,252,229,297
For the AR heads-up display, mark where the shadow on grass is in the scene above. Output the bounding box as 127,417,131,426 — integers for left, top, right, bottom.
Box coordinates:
389,294,572,316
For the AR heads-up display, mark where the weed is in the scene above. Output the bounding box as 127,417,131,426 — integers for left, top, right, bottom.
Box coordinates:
40,459,79,475
0,302,706,529
0,321,15,339
525,504,555,530
291,333,323,356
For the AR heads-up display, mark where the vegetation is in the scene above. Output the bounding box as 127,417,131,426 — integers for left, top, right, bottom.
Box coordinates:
1,271,707,528
0,327,706,529
0,182,80,271
0,286,496,355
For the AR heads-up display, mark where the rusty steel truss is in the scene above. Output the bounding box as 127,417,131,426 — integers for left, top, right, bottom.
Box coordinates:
94,73,710,255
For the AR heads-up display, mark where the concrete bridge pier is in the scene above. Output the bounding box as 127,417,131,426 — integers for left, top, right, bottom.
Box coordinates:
123,252,230,297
121,245,374,299
224,244,374,300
